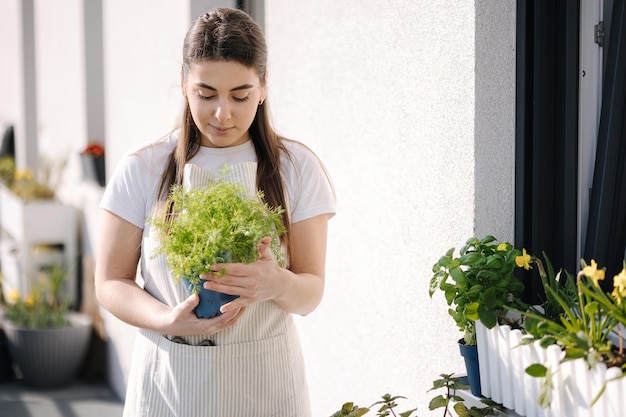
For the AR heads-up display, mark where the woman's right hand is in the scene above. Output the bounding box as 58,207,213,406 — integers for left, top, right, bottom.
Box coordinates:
165,294,246,337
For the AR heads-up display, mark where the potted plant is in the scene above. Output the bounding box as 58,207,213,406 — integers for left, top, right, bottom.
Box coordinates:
519,257,626,411
429,235,527,396
0,156,78,307
473,251,626,416
80,142,105,186
0,264,92,388
149,166,285,319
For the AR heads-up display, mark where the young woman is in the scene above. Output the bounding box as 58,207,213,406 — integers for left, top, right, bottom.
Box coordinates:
95,8,335,417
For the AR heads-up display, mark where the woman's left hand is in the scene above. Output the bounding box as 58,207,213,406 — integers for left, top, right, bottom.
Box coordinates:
200,237,285,313
200,214,329,316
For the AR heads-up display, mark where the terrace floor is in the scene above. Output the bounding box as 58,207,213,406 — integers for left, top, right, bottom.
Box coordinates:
0,378,123,417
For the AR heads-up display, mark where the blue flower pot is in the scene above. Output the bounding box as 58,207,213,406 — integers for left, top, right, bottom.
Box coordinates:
458,338,482,397
182,276,239,319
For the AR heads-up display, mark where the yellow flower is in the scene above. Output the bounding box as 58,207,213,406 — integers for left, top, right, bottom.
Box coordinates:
14,169,32,181
6,289,20,304
24,294,34,307
583,259,605,287
515,248,533,270
496,242,510,251
612,267,626,305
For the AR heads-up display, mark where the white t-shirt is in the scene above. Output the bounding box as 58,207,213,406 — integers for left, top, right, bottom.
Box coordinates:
100,131,335,229
99,131,335,416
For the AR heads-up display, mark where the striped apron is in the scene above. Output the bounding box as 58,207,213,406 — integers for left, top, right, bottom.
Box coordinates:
122,163,311,417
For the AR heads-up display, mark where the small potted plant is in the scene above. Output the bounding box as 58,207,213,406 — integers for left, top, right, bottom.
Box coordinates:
429,235,527,396
149,166,285,319
520,257,626,410
80,142,105,186
0,264,92,388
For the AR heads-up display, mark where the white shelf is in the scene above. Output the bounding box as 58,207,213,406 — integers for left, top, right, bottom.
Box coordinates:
0,183,78,306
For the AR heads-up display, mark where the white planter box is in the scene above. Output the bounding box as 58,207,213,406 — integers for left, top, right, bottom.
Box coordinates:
476,321,626,417
0,183,78,306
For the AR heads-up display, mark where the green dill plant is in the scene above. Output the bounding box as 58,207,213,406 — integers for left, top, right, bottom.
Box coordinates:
149,170,286,294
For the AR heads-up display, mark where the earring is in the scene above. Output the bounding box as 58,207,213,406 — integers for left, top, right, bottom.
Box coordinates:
258,99,264,105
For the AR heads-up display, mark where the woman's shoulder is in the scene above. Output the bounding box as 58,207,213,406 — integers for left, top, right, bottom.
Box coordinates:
118,131,177,170
279,137,331,183
280,138,322,164
127,131,178,159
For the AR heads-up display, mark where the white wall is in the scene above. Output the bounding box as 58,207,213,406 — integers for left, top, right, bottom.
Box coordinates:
0,1,517,414
0,0,37,169
265,1,515,415
0,0,23,135
102,0,190,177
34,0,86,179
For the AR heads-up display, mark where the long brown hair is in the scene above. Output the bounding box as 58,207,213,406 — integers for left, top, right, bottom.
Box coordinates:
158,8,293,260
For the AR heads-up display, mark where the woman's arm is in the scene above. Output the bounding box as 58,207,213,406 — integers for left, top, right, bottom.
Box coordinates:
204,213,330,316
95,209,245,336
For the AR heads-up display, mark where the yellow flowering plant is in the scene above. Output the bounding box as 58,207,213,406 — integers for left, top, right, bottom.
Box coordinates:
0,155,65,201
520,256,626,408
522,257,626,368
429,235,526,346
2,264,70,329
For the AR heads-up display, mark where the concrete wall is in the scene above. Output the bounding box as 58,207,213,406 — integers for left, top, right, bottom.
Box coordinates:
0,1,517,415
0,0,37,169
264,1,515,415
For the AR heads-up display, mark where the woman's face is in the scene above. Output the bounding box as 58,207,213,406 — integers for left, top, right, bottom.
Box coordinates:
182,60,266,148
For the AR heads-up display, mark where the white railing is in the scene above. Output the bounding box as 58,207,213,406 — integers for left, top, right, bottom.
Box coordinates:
475,321,625,417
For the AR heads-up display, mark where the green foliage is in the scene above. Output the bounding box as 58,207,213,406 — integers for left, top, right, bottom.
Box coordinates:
330,394,417,417
428,373,502,417
522,260,618,367
3,263,71,329
521,253,579,341
330,374,502,417
521,257,626,409
0,155,66,201
149,169,285,292
429,236,526,345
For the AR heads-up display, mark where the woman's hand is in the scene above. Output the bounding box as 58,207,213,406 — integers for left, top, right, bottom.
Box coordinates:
200,237,283,313
163,293,247,337
200,213,329,316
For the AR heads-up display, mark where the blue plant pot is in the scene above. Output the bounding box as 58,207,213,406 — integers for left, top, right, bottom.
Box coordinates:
182,276,239,319
458,338,482,397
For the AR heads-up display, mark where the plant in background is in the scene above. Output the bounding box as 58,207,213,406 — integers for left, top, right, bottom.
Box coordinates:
9,168,55,201
149,167,286,294
0,156,14,184
0,155,67,201
330,394,418,417
522,259,624,368
520,252,579,340
428,373,502,417
329,374,501,417
2,263,70,329
522,257,626,408
81,142,105,158
429,236,526,345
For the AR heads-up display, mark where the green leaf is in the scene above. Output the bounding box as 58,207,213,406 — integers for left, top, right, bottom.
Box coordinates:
525,363,547,377
429,274,443,297
450,267,467,287
481,287,498,309
453,402,470,417
484,255,503,270
428,395,448,410
477,306,497,328
465,302,480,321
459,252,483,266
